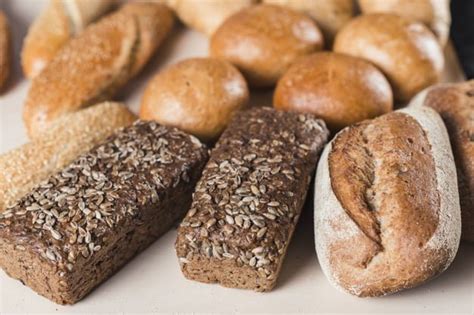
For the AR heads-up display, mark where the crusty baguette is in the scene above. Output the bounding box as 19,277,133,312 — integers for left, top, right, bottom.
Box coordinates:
314,105,461,297
23,2,174,138
410,81,474,242
0,11,10,92
0,102,136,211
21,0,115,79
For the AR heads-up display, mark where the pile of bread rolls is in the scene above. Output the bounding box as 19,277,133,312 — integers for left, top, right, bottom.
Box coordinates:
0,0,472,301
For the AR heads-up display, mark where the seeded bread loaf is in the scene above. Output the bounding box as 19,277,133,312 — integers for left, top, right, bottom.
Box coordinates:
314,106,461,297
23,2,174,138
0,11,10,92
409,81,474,242
0,121,208,305
21,0,115,78
0,102,136,211
176,107,329,291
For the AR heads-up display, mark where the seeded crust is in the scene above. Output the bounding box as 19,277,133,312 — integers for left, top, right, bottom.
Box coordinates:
176,107,329,291
0,102,136,211
0,11,10,92
23,3,174,138
315,106,461,297
0,121,208,305
416,81,474,242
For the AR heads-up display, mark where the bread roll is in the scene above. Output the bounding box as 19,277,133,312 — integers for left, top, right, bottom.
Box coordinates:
21,0,115,78
140,57,249,141
334,13,444,103
409,81,474,242
274,52,393,132
210,4,324,87
358,0,451,47
263,0,354,44
23,3,174,138
314,105,461,297
168,0,256,36
0,11,10,92
0,102,136,211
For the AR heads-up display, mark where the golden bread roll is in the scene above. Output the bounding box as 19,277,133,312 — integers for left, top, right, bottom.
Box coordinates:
21,0,115,78
210,4,324,87
274,52,393,131
0,11,10,92
334,13,444,103
0,102,136,211
140,57,249,141
23,3,174,138
263,0,354,44
358,0,451,47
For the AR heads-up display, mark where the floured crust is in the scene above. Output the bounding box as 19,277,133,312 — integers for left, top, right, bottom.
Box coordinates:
0,11,10,92
23,3,174,138
315,106,461,297
0,102,136,211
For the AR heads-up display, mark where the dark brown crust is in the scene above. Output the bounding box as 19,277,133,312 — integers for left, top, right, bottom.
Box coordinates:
424,81,474,241
0,11,10,92
0,121,208,304
176,107,329,291
327,111,442,296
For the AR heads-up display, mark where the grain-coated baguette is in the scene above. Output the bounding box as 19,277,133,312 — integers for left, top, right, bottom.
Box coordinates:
314,105,461,297
23,2,174,138
21,0,115,78
0,102,136,211
410,81,474,242
0,11,11,92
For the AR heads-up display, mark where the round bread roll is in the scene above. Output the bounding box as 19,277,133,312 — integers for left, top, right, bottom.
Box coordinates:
167,0,256,36
210,4,324,87
140,57,249,141
274,52,393,131
263,0,354,44
334,14,444,103
358,0,451,47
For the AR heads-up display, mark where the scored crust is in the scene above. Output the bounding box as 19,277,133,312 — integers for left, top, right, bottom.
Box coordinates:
314,105,460,297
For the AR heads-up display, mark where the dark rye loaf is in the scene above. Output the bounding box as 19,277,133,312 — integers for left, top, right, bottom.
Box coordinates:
0,121,208,305
176,107,329,291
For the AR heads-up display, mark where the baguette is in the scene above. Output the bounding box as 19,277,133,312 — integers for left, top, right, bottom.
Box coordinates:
21,0,115,78
0,102,136,211
314,106,461,297
23,2,174,138
410,81,474,242
0,11,10,92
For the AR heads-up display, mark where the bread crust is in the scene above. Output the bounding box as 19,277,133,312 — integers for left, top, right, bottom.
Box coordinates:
23,3,174,138
410,81,474,241
0,11,10,92
314,106,461,297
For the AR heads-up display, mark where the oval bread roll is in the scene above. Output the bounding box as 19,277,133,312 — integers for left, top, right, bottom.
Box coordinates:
274,52,393,132
358,0,451,47
0,11,10,92
23,3,174,138
263,0,354,44
210,4,324,87
0,102,136,211
21,0,115,78
140,57,249,141
314,105,461,297
334,13,444,103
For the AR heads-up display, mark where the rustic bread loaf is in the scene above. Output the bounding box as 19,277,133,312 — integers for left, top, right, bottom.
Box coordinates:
314,105,461,297
176,107,329,291
21,0,115,78
23,2,174,138
0,121,208,305
409,81,474,242
0,11,10,92
140,57,249,142
0,102,136,211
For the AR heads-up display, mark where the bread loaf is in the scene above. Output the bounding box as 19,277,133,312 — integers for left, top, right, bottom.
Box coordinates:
23,2,174,138
21,0,115,78
0,11,10,92
0,102,136,211
409,81,474,242
314,105,461,297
